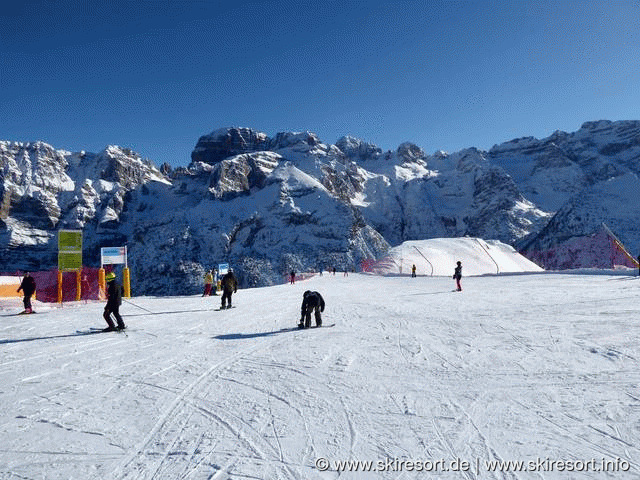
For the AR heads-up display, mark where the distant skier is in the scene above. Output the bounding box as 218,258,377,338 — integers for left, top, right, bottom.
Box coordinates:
212,268,218,295
290,270,296,284
299,290,325,329
220,268,238,309
411,264,417,278
332,267,336,275
17,272,36,314
103,272,126,331
453,261,462,291
203,270,214,297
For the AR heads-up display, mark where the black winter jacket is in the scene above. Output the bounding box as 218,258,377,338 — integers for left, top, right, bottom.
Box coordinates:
18,276,36,296
301,291,325,315
106,280,123,308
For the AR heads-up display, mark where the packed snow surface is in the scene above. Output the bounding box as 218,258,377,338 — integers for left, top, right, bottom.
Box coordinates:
1,272,639,479
374,238,544,276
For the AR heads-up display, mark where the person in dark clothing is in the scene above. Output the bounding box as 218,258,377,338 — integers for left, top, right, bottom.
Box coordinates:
290,271,296,284
220,269,238,309
17,272,36,313
298,290,325,329
411,264,417,278
103,272,126,331
453,261,462,291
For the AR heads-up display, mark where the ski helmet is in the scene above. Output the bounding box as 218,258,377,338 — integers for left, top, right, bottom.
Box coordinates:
105,272,116,282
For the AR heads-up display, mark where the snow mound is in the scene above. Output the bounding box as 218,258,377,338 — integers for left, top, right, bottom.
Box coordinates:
370,237,543,276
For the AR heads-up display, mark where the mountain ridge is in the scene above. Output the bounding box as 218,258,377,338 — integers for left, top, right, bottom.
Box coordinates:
2,119,639,294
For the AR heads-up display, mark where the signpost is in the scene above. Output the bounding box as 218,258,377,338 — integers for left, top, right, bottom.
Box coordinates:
99,246,131,298
58,230,83,302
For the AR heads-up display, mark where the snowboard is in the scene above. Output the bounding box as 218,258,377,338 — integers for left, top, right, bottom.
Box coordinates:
215,306,236,311
297,323,336,329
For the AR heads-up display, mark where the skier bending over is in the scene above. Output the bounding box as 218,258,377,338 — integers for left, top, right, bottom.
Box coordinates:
299,290,325,329
453,261,462,292
103,272,126,331
220,269,238,309
17,272,36,314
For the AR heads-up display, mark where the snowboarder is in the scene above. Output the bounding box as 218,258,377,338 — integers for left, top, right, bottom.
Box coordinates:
103,272,126,331
453,261,462,291
17,272,36,313
411,264,416,277
290,270,296,284
298,290,325,329
220,268,238,309
203,270,213,296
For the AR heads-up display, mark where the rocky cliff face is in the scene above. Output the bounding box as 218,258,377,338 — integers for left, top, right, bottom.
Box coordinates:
3,120,640,294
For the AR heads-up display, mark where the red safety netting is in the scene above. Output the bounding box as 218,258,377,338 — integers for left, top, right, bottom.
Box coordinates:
1,268,105,303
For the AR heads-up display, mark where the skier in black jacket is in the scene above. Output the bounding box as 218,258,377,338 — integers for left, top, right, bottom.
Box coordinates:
17,272,36,313
453,261,462,291
299,290,325,329
220,269,238,309
103,272,126,331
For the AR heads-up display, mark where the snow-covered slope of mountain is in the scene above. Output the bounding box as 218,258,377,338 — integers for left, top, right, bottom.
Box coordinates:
367,237,543,276
519,173,640,268
2,120,640,294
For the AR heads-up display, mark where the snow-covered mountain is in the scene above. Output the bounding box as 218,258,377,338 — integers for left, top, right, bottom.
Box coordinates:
2,120,639,293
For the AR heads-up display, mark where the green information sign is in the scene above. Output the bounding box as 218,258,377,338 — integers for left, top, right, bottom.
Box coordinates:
58,230,82,251
58,230,82,271
58,252,83,271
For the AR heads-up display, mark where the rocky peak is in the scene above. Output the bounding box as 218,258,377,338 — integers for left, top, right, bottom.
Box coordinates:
336,136,383,161
269,131,322,150
396,142,425,163
190,127,270,165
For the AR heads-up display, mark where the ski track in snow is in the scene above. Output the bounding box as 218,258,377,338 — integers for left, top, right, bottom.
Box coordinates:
1,274,640,479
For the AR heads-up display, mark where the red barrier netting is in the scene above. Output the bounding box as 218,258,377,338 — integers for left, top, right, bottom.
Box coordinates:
1,268,104,303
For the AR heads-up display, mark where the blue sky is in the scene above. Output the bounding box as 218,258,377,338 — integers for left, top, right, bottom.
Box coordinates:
2,0,639,167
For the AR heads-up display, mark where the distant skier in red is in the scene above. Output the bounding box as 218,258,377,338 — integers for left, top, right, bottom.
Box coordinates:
453,261,462,291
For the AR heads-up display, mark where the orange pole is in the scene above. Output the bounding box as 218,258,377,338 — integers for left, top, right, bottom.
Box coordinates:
123,267,131,298
76,270,81,301
57,270,63,303
98,268,106,300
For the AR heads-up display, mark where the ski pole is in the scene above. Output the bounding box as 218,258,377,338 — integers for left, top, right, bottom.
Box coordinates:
122,298,155,314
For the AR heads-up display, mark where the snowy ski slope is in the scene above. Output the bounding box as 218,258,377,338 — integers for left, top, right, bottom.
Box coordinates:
370,237,543,276
1,272,639,479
